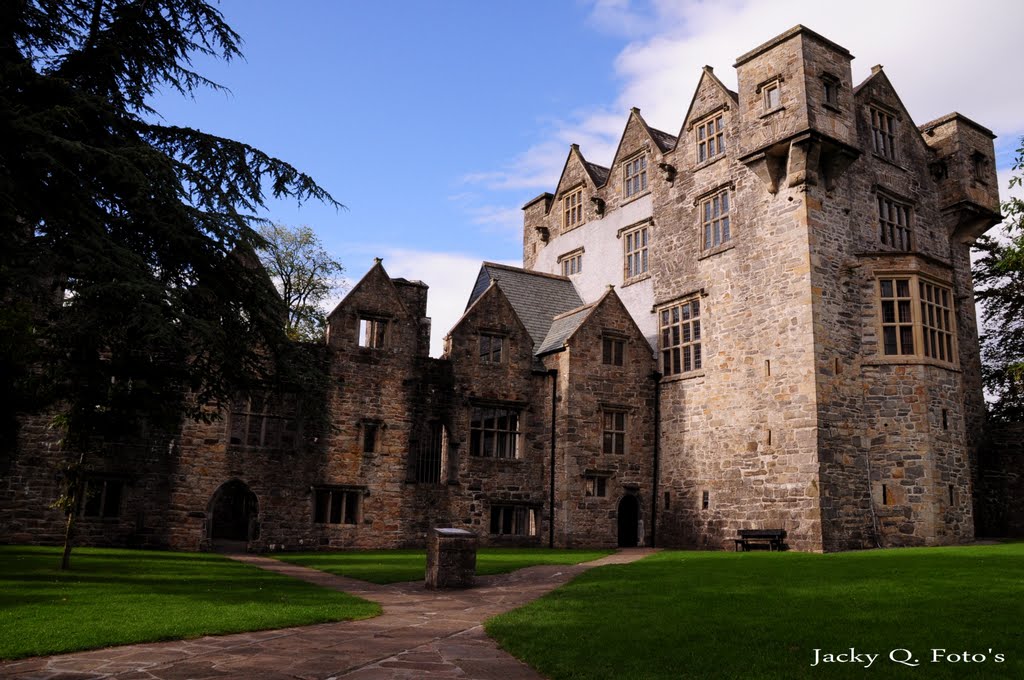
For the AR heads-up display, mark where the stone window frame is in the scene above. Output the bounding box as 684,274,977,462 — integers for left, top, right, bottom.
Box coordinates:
694,112,725,164
413,420,446,484
821,73,841,110
357,315,388,349
313,485,363,525
584,473,608,498
469,404,522,459
80,476,124,519
876,191,913,252
757,75,784,112
601,333,626,367
489,503,539,536
360,418,383,453
229,392,300,450
621,222,650,283
623,152,648,199
478,332,505,365
699,187,732,251
970,150,990,186
874,274,958,367
869,105,898,161
558,247,584,276
601,408,627,455
659,296,703,377
561,185,584,231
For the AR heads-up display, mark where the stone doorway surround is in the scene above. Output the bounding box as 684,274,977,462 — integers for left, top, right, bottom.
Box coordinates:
208,478,258,548
0,549,655,679
617,494,640,547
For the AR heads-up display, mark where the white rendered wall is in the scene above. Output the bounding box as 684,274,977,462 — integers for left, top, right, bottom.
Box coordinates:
533,194,657,353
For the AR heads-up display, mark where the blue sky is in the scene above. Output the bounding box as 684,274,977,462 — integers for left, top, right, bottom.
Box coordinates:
151,0,1024,356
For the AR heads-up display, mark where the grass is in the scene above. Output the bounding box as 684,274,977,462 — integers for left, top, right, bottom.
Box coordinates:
0,545,380,660
274,547,613,584
486,543,1024,680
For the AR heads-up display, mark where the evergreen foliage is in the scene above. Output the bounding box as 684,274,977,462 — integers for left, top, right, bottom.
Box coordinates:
0,1,340,566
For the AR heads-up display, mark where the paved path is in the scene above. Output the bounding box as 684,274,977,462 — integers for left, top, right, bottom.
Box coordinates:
2,549,655,679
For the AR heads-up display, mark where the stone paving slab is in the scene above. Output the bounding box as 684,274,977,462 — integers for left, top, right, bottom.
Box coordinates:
1,549,655,679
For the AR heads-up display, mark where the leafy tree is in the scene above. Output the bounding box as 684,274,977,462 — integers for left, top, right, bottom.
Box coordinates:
974,137,1024,422
257,223,345,342
0,0,341,568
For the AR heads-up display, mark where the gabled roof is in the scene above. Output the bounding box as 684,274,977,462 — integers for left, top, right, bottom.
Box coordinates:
537,302,596,355
608,108,679,171
853,66,931,156
551,144,605,196
466,262,584,354
679,66,739,137
326,258,406,319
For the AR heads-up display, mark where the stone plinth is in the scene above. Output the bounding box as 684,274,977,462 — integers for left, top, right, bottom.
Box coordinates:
425,527,477,589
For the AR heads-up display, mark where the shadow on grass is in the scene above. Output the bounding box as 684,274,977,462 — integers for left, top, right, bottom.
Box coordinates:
0,546,380,661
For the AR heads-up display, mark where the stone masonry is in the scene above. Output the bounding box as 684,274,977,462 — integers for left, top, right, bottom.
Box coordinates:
0,26,1008,553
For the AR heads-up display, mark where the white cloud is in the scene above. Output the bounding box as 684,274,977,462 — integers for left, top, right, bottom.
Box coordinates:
469,0,1024,193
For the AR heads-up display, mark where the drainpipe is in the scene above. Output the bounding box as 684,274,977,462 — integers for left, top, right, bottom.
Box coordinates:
548,368,558,549
650,371,662,548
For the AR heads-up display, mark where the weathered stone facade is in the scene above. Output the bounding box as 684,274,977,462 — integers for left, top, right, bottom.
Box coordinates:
1,26,1010,553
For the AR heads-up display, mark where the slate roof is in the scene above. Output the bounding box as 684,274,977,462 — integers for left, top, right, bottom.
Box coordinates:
584,161,610,187
467,263,584,354
537,303,595,355
648,127,678,153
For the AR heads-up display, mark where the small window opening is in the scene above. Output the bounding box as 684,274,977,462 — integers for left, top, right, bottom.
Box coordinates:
585,475,607,498
767,429,772,446
664,491,670,509
358,318,387,348
942,409,949,430
363,422,379,453
882,484,889,506
765,359,771,376
701,490,710,510
948,485,955,505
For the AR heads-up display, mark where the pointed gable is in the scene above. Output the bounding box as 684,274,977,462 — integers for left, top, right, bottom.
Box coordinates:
563,287,648,353
328,259,407,320
679,66,738,141
552,144,604,198
608,107,677,171
465,262,584,355
853,66,932,158
326,259,411,349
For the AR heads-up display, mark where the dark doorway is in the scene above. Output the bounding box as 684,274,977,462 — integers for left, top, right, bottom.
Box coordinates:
617,494,639,547
210,480,258,542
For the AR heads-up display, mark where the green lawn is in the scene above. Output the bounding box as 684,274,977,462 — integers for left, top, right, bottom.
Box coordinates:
0,546,380,660
274,548,612,584
486,543,1024,680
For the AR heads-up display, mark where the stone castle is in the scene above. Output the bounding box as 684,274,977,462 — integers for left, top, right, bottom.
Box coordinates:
0,26,1004,553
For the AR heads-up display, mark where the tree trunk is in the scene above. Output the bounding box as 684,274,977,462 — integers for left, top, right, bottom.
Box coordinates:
60,508,76,570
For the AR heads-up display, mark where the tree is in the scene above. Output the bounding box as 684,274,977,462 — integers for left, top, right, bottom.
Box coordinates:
974,136,1024,422
0,1,341,568
257,223,345,342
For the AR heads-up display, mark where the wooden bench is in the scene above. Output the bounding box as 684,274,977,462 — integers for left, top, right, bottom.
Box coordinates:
734,529,786,552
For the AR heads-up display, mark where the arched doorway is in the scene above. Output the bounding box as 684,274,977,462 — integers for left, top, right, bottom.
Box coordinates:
617,494,640,547
209,480,258,546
